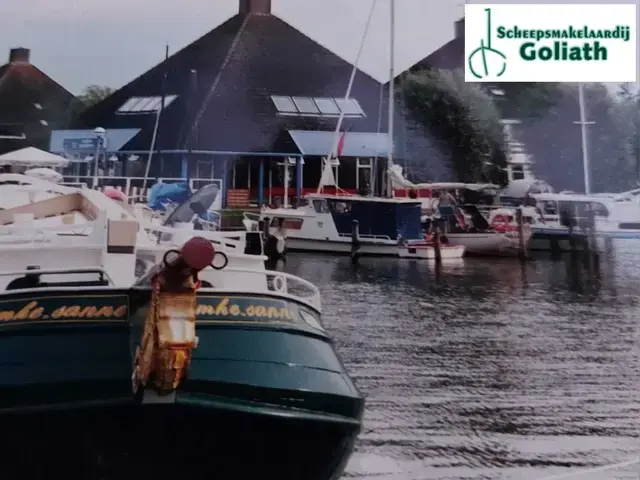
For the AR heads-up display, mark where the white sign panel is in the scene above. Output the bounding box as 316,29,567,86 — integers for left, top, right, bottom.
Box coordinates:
465,4,637,82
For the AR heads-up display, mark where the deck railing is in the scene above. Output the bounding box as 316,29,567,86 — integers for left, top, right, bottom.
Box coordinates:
62,176,222,202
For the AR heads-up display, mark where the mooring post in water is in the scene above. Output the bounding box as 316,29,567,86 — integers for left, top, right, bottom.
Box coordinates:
433,221,442,264
561,206,577,252
516,207,527,261
351,220,361,262
586,205,599,269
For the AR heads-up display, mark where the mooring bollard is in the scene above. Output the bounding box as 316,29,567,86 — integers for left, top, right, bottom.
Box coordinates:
351,220,361,263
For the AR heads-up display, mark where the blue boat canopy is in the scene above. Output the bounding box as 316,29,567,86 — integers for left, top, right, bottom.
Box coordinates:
147,182,192,211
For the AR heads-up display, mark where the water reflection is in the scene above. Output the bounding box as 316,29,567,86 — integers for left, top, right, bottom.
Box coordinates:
282,249,639,479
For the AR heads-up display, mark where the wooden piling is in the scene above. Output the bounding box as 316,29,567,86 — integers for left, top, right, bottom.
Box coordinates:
585,205,599,269
351,220,361,263
516,207,527,261
433,222,442,264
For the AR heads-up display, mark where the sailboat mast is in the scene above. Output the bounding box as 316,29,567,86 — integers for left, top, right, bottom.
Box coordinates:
316,0,378,193
142,44,170,193
576,83,593,194
386,0,395,197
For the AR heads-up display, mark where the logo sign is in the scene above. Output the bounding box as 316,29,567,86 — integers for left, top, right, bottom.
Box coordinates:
465,4,637,82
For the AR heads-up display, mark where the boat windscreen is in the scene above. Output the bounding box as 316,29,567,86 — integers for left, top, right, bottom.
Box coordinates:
147,182,191,211
163,184,220,226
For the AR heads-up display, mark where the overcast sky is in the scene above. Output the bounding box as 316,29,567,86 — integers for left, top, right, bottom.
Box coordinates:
0,0,462,94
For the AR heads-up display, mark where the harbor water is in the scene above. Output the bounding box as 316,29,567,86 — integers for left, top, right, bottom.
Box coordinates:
281,243,640,480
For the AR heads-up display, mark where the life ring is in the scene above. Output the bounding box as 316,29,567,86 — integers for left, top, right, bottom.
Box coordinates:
490,214,509,233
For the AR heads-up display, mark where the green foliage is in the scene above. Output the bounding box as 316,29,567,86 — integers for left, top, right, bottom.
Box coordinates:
612,85,640,179
77,85,114,107
401,69,507,184
488,82,566,120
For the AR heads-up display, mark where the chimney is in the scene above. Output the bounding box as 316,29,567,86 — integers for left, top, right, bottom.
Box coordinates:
239,0,271,14
454,18,465,39
9,47,30,63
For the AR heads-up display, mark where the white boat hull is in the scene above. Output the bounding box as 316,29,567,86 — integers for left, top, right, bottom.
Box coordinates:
285,238,399,256
398,244,465,259
444,232,526,256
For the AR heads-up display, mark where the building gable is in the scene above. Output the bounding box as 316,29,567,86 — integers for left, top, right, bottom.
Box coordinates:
76,10,386,157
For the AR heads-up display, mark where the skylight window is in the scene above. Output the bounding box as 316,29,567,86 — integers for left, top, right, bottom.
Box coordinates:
271,95,296,113
117,95,178,114
270,95,365,118
335,97,364,115
313,97,340,115
292,97,319,114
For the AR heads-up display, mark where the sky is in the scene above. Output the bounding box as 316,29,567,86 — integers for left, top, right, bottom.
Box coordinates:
0,0,462,94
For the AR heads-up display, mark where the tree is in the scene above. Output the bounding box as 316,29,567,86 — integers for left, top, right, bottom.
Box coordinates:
401,69,507,184
612,86,640,183
77,85,114,107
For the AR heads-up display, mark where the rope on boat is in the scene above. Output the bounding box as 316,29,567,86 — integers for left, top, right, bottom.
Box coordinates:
535,457,639,479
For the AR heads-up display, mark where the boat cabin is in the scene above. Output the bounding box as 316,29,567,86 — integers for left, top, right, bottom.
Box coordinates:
532,194,610,227
393,182,501,216
306,194,423,241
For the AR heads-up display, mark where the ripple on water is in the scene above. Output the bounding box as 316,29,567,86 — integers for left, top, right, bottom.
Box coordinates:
283,251,640,479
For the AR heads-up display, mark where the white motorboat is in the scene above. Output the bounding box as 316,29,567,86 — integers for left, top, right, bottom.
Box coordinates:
526,192,640,251
0,178,324,305
397,240,465,260
244,193,425,257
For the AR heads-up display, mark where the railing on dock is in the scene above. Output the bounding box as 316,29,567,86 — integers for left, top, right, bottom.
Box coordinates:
62,176,222,202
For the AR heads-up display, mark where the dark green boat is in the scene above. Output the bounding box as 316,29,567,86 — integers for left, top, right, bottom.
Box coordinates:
0,240,363,480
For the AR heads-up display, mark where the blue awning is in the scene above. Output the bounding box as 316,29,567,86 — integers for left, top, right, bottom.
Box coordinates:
288,130,391,157
49,129,141,153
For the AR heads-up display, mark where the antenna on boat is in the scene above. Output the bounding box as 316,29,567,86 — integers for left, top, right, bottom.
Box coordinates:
573,83,595,195
316,0,377,194
142,44,170,196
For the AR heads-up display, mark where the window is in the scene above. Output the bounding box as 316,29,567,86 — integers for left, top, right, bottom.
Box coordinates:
540,200,558,215
312,199,329,213
314,97,340,115
281,218,304,230
271,95,296,113
335,97,364,115
511,165,525,180
330,201,350,214
270,95,364,118
619,222,640,229
292,97,319,114
591,202,609,217
116,95,178,114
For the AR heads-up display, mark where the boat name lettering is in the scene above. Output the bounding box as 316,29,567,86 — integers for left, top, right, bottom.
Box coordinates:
0,300,128,322
196,296,295,321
